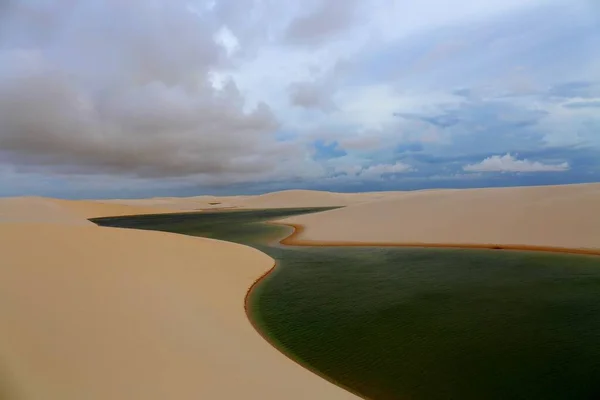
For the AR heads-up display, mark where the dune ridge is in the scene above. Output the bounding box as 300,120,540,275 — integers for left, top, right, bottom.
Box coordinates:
0,197,94,225
91,189,403,211
50,198,176,219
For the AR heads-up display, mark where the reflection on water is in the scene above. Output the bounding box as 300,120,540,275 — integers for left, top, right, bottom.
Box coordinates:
93,209,600,400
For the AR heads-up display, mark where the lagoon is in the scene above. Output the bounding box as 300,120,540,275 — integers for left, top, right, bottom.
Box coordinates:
93,209,600,399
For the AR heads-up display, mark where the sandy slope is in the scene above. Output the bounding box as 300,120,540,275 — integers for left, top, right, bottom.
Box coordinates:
0,197,94,225
0,203,357,399
51,198,175,219
280,183,600,250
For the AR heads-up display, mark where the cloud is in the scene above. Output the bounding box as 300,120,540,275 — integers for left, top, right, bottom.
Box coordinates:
395,112,461,128
562,100,600,109
549,81,600,99
331,161,414,181
283,0,361,46
311,140,347,160
0,1,302,182
1,0,599,198
288,81,336,112
337,135,383,151
361,162,414,177
395,142,424,153
463,154,570,173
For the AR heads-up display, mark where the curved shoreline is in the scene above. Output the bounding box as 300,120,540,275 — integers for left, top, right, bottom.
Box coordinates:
243,221,599,400
243,260,367,400
273,222,600,256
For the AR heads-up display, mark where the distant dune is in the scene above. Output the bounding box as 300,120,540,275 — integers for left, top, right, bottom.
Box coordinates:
100,195,251,211
280,183,600,250
238,189,398,209
102,189,402,211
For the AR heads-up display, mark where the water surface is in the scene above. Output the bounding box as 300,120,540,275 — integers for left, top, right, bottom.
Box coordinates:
93,209,600,400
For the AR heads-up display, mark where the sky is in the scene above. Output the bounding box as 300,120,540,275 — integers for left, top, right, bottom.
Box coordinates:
0,0,599,198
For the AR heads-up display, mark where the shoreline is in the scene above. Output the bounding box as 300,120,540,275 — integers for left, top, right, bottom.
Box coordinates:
243,220,600,400
243,261,367,400
243,222,368,399
273,222,600,256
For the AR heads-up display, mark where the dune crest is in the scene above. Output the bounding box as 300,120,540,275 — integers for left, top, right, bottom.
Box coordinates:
99,189,403,211
0,197,94,225
51,199,176,219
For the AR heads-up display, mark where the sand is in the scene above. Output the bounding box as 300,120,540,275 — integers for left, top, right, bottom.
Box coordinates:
279,183,600,250
51,198,177,219
1,182,599,399
0,197,95,225
0,201,358,399
100,189,403,211
0,196,177,221
237,189,402,209
100,195,251,211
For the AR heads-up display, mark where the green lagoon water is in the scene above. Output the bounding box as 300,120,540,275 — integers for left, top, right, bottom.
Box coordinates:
93,209,600,400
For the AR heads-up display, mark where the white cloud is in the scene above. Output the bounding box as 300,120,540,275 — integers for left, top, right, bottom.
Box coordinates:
361,162,414,177
214,26,240,56
463,154,569,172
331,160,414,180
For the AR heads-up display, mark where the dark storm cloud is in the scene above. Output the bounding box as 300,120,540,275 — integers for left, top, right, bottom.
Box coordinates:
0,0,288,180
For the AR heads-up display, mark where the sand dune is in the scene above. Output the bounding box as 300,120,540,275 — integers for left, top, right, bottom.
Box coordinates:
2,182,598,398
100,189,402,211
51,199,176,219
280,183,600,250
0,202,357,399
0,197,94,225
239,189,356,208
238,189,401,209
0,196,181,221
100,195,250,211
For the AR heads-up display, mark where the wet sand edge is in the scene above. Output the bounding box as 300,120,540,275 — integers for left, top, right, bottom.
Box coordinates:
272,222,600,256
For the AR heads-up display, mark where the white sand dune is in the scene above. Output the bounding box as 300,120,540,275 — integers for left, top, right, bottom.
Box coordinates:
0,201,358,399
0,196,180,221
101,189,402,211
280,183,600,250
0,197,94,225
51,198,176,219
238,189,402,209
101,195,250,211
2,182,598,398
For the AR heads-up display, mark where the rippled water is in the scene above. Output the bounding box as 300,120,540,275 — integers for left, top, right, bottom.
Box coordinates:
93,209,600,400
